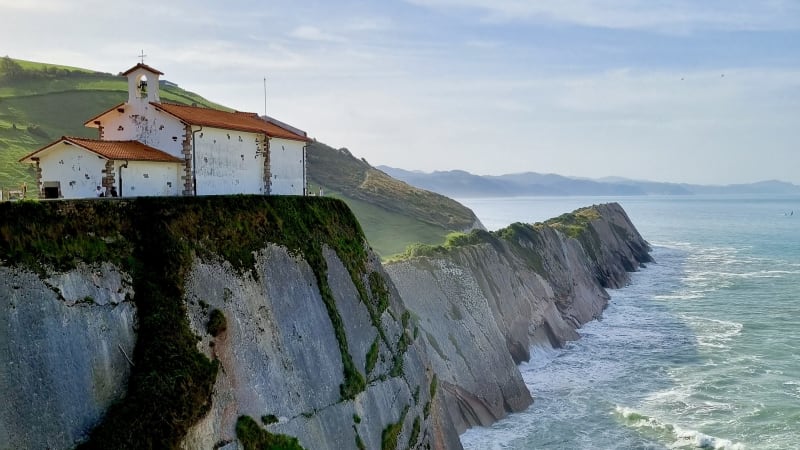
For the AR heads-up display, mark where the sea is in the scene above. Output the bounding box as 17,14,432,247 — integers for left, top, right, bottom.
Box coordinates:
456,195,800,450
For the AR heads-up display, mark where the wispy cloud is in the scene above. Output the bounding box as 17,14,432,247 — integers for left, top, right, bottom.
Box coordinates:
289,25,348,43
342,16,395,33
465,39,502,49
405,0,800,32
0,0,69,12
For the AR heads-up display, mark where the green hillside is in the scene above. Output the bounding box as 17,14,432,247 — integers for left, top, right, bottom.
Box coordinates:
306,142,480,255
0,57,480,257
0,57,226,190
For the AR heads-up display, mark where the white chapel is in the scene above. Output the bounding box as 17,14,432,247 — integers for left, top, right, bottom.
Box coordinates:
20,63,310,199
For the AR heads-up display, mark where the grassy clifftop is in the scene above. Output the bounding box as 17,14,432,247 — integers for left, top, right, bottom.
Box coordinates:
0,57,482,257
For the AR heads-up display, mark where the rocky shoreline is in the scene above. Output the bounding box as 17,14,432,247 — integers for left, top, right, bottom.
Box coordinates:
385,203,652,434
0,199,650,449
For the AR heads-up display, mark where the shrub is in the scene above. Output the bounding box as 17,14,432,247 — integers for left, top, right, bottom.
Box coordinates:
365,336,380,375
26,124,49,139
381,406,408,450
236,416,304,450
207,309,227,337
261,414,279,425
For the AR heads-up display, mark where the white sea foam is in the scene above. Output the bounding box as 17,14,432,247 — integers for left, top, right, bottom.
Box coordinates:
521,343,561,371
654,292,704,301
683,316,743,349
615,406,746,449
783,381,800,399
672,427,746,450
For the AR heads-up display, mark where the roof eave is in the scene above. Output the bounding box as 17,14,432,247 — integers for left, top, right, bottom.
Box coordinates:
121,63,164,76
19,137,69,163
83,103,126,128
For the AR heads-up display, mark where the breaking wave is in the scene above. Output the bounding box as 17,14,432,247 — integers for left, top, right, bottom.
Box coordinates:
615,406,746,449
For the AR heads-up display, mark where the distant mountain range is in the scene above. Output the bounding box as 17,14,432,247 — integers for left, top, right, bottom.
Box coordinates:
377,166,800,197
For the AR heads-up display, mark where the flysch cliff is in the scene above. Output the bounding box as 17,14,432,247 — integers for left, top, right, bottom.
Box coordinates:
0,197,454,450
384,203,652,433
0,198,649,450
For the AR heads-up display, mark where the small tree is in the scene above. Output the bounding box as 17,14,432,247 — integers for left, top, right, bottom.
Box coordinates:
0,56,25,81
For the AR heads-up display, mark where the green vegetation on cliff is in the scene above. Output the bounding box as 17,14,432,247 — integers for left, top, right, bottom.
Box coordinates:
542,207,601,239
0,195,386,448
307,142,477,230
388,205,609,278
307,141,480,256
236,416,305,450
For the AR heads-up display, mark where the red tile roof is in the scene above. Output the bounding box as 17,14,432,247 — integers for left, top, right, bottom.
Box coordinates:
153,102,310,142
19,137,184,163
121,63,164,76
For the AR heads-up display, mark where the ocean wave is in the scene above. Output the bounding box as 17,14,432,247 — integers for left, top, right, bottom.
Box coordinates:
520,343,561,371
738,269,800,278
783,381,800,400
615,406,746,449
688,269,800,280
682,317,743,349
654,292,705,301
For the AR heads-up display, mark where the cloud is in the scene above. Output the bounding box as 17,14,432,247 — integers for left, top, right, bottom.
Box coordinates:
405,0,800,32
342,16,395,33
289,25,347,43
465,39,502,49
0,0,69,12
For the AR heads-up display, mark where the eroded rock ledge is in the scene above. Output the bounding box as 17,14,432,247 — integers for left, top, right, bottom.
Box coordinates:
385,202,652,434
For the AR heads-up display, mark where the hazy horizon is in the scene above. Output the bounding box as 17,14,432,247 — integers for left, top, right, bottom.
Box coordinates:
3,0,799,184
378,164,800,188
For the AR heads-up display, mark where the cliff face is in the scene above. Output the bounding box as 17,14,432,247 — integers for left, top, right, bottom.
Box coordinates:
0,198,649,449
179,245,454,450
0,263,135,449
0,197,453,450
385,203,652,433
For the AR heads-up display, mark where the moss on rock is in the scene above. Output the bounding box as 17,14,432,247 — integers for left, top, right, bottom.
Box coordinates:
236,415,304,450
207,308,227,337
381,406,409,450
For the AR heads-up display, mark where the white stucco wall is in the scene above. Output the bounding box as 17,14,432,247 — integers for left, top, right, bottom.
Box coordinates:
269,138,305,195
37,143,108,199
193,127,266,195
116,161,181,198
100,108,185,159
126,67,160,104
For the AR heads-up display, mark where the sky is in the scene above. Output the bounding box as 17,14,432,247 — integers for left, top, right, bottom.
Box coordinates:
2,0,800,184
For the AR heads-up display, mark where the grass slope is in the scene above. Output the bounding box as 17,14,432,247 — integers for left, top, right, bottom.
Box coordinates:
319,187,450,257
307,141,480,256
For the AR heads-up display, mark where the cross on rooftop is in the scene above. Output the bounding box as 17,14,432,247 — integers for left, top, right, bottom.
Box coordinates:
138,50,147,64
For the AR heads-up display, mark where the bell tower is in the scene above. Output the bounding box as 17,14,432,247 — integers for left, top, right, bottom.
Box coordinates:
121,60,163,105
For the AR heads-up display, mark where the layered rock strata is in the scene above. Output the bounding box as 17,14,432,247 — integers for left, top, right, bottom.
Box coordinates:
385,202,652,433
0,199,649,449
